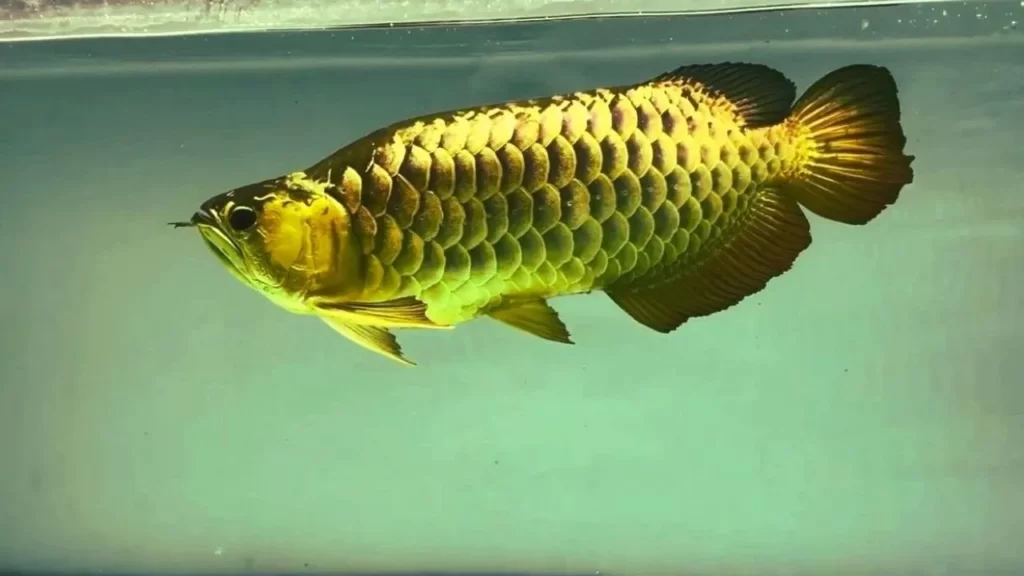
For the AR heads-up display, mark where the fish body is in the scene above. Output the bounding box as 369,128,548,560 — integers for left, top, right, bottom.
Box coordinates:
180,62,914,365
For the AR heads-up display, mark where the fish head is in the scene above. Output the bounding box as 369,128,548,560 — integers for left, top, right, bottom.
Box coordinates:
178,172,362,312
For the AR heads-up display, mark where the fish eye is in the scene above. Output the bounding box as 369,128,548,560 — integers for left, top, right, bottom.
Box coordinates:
227,205,257,232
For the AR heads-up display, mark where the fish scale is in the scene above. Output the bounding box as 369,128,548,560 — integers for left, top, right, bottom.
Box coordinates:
183,62,915,365
310,80,782,326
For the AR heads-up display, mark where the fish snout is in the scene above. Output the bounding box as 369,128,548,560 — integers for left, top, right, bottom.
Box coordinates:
192,206,222,228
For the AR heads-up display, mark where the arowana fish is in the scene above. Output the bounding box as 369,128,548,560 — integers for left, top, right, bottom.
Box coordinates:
173,62,915,365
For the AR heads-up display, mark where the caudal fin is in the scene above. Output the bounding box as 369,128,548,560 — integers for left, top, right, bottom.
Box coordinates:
783,64,915,225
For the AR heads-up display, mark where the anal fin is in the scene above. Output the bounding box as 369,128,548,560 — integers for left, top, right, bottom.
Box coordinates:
606,189,812,333
487,299,574,344
320,315,416,366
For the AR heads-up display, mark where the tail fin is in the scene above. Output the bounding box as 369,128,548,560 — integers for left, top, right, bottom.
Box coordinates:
783,64,915,225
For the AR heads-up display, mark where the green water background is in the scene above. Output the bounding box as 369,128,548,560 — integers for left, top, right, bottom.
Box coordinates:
1,1,1022,574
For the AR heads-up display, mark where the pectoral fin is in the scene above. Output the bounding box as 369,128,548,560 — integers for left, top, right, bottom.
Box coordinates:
487,299,574,344
313,296,450,330
319,316,415,366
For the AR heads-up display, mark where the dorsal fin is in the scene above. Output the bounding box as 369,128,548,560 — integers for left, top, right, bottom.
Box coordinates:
606,189,811,333
650,62,796,128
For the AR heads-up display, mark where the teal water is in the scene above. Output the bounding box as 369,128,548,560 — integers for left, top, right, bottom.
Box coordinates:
2,1,1023,574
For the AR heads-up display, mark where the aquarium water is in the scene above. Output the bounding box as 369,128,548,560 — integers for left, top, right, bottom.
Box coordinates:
1,1,1022,574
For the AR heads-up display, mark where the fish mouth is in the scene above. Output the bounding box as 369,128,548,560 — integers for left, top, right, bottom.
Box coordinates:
180,209,251,281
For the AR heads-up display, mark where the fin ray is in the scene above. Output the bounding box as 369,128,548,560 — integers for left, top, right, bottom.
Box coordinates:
606,190,811,333
487,299,574,344
651,62,797,128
